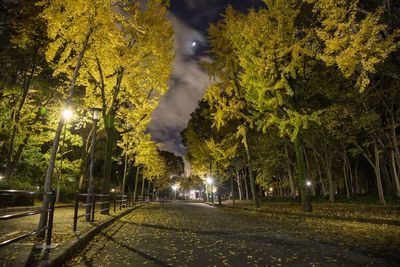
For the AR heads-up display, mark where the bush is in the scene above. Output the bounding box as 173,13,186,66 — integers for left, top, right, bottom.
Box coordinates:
0,179,37,208
57,185,77,203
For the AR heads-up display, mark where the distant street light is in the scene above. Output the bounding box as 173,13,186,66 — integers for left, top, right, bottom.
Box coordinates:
306,181,312,187
172,185,177,200
86,107,101,221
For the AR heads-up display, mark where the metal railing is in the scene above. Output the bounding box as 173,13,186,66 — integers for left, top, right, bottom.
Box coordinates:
72,192,131,232
0,189,56,248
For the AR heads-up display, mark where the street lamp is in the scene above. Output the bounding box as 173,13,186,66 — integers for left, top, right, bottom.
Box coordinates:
56,107,74,202
62,108,73,120
172,185,177,200
86,107,101,221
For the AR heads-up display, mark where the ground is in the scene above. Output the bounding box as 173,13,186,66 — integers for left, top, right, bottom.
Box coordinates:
0,204,127,267
66,202,400,267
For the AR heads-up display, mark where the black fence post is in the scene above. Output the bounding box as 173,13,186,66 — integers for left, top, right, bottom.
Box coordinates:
114,194,116,213
91,193,96,221
46,189,56,247
73,191,79,232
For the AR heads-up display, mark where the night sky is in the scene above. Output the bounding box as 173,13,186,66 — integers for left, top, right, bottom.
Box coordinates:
147,0,263,156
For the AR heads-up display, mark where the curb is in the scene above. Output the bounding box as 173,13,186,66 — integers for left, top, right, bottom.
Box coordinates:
37,204,145,267
218,204,400,227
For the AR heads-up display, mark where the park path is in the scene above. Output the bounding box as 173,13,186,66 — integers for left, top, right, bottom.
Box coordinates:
65,202,395,266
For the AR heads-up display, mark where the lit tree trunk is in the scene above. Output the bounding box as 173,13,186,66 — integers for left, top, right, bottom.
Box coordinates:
39,28,92,236
141,176,145,199
78,126,93,190
243,133,259,207
293,135,312,212
235,167,243,200
100,67,124,205
102,111,117,196
217,163,222,205
133,166,141,202
121,149,129,195
231,172,235,205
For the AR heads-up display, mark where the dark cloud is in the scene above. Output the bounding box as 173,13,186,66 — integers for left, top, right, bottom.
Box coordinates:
147,13,208,156
147,1,264,156
170,0,264,32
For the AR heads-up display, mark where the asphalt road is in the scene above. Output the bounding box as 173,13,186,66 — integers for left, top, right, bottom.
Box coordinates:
66,202,394,267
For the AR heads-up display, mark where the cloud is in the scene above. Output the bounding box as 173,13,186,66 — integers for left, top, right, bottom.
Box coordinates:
147,13,209,156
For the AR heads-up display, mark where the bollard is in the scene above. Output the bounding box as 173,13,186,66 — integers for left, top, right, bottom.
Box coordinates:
113,194,116,213
91,193,96,221
73,191,79,232
46,189,56,246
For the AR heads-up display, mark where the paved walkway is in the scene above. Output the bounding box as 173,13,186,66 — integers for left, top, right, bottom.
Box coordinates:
66,202,398,266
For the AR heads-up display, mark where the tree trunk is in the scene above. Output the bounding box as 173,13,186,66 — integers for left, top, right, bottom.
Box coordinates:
354,161,360,194
141,176,145,199
343,161,350,199
121,150,128,195
39,28,92,236
217,163,222,205
390,148,400,197
133,166,140,202
326,159,334,203
314,153,326,197
373,139,386,206
102,113,117,197
303,148,316,196
294,135,312,212
230,172,235,205
389,113,400,186
346,155,354,197
285,145,296,198
235,168,243,201
243,134,259,208
243,169,249,200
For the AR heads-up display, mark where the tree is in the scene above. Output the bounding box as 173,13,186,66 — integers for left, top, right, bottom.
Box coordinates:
159,150,184,178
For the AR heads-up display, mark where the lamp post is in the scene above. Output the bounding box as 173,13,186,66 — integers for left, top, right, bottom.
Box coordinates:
172,185,177,200
305,180,313,212
56,108,73,203
86,108,101,221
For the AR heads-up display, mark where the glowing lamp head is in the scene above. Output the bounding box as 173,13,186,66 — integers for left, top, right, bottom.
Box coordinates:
306,181,312,187
172,185,177,191
191,41,197,47
206,177,213,185
62,108,73,120
91,107,101,121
